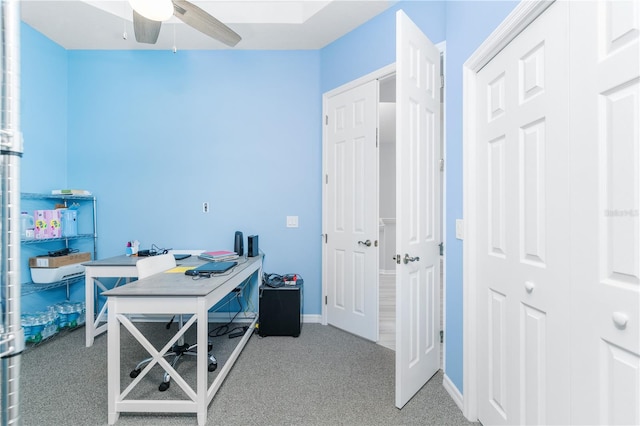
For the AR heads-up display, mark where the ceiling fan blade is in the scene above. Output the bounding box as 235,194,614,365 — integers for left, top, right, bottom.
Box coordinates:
132,10,162,44
172,0,241,47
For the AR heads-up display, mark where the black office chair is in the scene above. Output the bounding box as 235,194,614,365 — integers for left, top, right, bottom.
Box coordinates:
128,254,217,391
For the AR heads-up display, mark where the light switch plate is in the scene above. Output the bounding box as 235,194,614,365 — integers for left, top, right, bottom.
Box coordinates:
286,216,299,228
455,219,464,240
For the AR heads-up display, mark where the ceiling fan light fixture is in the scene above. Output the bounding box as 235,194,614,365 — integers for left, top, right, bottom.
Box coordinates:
129,0,173,22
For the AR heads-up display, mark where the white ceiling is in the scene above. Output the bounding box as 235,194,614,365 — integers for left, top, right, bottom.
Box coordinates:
21,0,397,50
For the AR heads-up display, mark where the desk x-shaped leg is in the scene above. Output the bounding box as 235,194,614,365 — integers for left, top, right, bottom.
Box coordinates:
116,313,199,402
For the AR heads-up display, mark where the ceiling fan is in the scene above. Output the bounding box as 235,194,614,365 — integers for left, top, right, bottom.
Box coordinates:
130,0,241,47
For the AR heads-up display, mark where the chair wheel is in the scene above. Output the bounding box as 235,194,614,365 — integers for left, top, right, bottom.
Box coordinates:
208,362,217,372
159,381,170,392
130,369,140,378
208,342,213,351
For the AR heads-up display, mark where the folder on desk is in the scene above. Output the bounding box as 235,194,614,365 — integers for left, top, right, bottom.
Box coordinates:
166,266,193,273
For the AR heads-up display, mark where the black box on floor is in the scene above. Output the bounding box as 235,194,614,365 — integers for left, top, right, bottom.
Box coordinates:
258,280,303,337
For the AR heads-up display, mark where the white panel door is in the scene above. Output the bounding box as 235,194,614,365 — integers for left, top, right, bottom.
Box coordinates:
395,10,441,409
475,2,571,424
325,80,379,341
569,1,640,424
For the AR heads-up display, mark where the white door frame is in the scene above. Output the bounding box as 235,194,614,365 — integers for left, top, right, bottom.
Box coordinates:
462,0,555,421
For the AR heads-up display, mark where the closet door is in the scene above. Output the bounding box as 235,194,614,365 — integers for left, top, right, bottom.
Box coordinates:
569,1,640,424
474,2,571,424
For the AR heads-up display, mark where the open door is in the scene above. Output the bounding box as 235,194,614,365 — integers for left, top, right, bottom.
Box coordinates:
395,10,441,408
324,80,379,341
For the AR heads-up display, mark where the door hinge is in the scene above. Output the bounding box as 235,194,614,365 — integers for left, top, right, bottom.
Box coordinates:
439,242,444,256
324,234,328,243
325,115,328,125
440,75,444,88
325,174,328,184
325,295,328,305
440,158,444,172
440,330,444,343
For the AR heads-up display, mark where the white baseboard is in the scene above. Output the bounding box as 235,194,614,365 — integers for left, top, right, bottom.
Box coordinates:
302,314,322,323
443,372,464,412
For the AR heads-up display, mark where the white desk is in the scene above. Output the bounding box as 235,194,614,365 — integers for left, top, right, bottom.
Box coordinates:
83,255,139,347
83,250,205,347
104,254,263,425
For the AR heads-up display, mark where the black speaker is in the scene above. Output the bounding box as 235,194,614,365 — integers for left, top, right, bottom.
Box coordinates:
247,235,259,257
234,231,243,256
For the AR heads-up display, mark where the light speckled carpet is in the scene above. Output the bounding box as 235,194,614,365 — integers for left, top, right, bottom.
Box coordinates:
20,323,476,426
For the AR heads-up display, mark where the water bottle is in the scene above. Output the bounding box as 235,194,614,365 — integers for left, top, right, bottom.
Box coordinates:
20,212,35,239
21,314,33,343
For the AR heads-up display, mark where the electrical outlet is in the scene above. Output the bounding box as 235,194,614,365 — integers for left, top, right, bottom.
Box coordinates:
455,219,464,240
203,202,209,213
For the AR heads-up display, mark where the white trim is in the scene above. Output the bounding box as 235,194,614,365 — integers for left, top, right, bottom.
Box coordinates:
323,63,396,99
462,0,554,422
443,372,464,412
465,0,555,71
302,314,322,323
462,63,478,422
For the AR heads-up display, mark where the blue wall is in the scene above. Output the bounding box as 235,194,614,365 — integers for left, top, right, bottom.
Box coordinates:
20,23,71,312
18,0,520,397
65,49,323,312
21,23,68,192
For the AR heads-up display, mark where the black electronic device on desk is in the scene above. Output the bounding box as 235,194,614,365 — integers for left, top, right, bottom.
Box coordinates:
184,261,237,276
258,274,303,337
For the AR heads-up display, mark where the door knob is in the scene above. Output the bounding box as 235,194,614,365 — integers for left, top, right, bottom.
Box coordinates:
358,240,372,247
403,254,420,264
612,312,628,329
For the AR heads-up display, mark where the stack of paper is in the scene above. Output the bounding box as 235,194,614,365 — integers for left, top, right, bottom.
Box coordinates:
199,250,239,262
